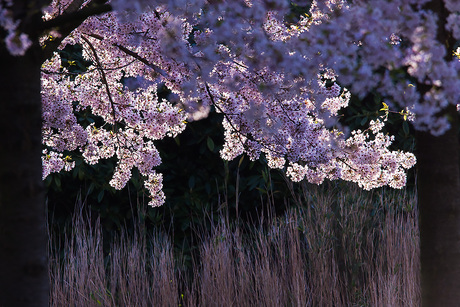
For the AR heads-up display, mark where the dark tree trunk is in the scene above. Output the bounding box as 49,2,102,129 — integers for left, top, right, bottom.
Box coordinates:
0,2,109,305
0,22,49,307
416,2,460,305
416,107,460,306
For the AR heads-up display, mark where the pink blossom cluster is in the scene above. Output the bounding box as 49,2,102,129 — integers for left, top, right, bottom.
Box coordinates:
28,0,460,205
0,1,32,55
41,9,188,205
42,149,75,179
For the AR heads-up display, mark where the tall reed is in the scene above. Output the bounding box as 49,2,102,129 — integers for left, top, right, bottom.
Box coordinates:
49,183,419,306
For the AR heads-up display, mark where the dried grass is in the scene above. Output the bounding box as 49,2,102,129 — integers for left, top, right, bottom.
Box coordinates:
49,183,420,306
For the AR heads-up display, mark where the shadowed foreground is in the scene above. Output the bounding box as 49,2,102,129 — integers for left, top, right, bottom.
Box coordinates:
49,185,419,306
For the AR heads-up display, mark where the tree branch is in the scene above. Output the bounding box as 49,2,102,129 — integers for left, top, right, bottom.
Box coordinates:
81,34,118,125
41,1,112,60
85,33,168,78
41,2,111,30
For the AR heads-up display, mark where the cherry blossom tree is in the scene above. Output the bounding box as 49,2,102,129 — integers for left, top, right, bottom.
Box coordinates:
1,0,459,306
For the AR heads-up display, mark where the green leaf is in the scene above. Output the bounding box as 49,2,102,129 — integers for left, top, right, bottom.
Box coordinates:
360,117,368,126
131,176,140,189
97,190,104,203
54,176,61,189
379,102,389,111
88,182,95,194
238,155,244,168
44,176,52,187
78,168,85,180
174,136,181,146
188,176,195,190
206,136,215,151
72,166,79,178
403,121,410,136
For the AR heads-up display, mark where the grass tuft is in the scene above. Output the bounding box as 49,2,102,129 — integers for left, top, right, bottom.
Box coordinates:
49,183,419,306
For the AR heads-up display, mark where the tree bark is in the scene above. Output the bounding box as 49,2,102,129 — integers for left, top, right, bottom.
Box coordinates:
416,107,460,306
416,2,460,305
0,2,110,305
0,21,49,307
